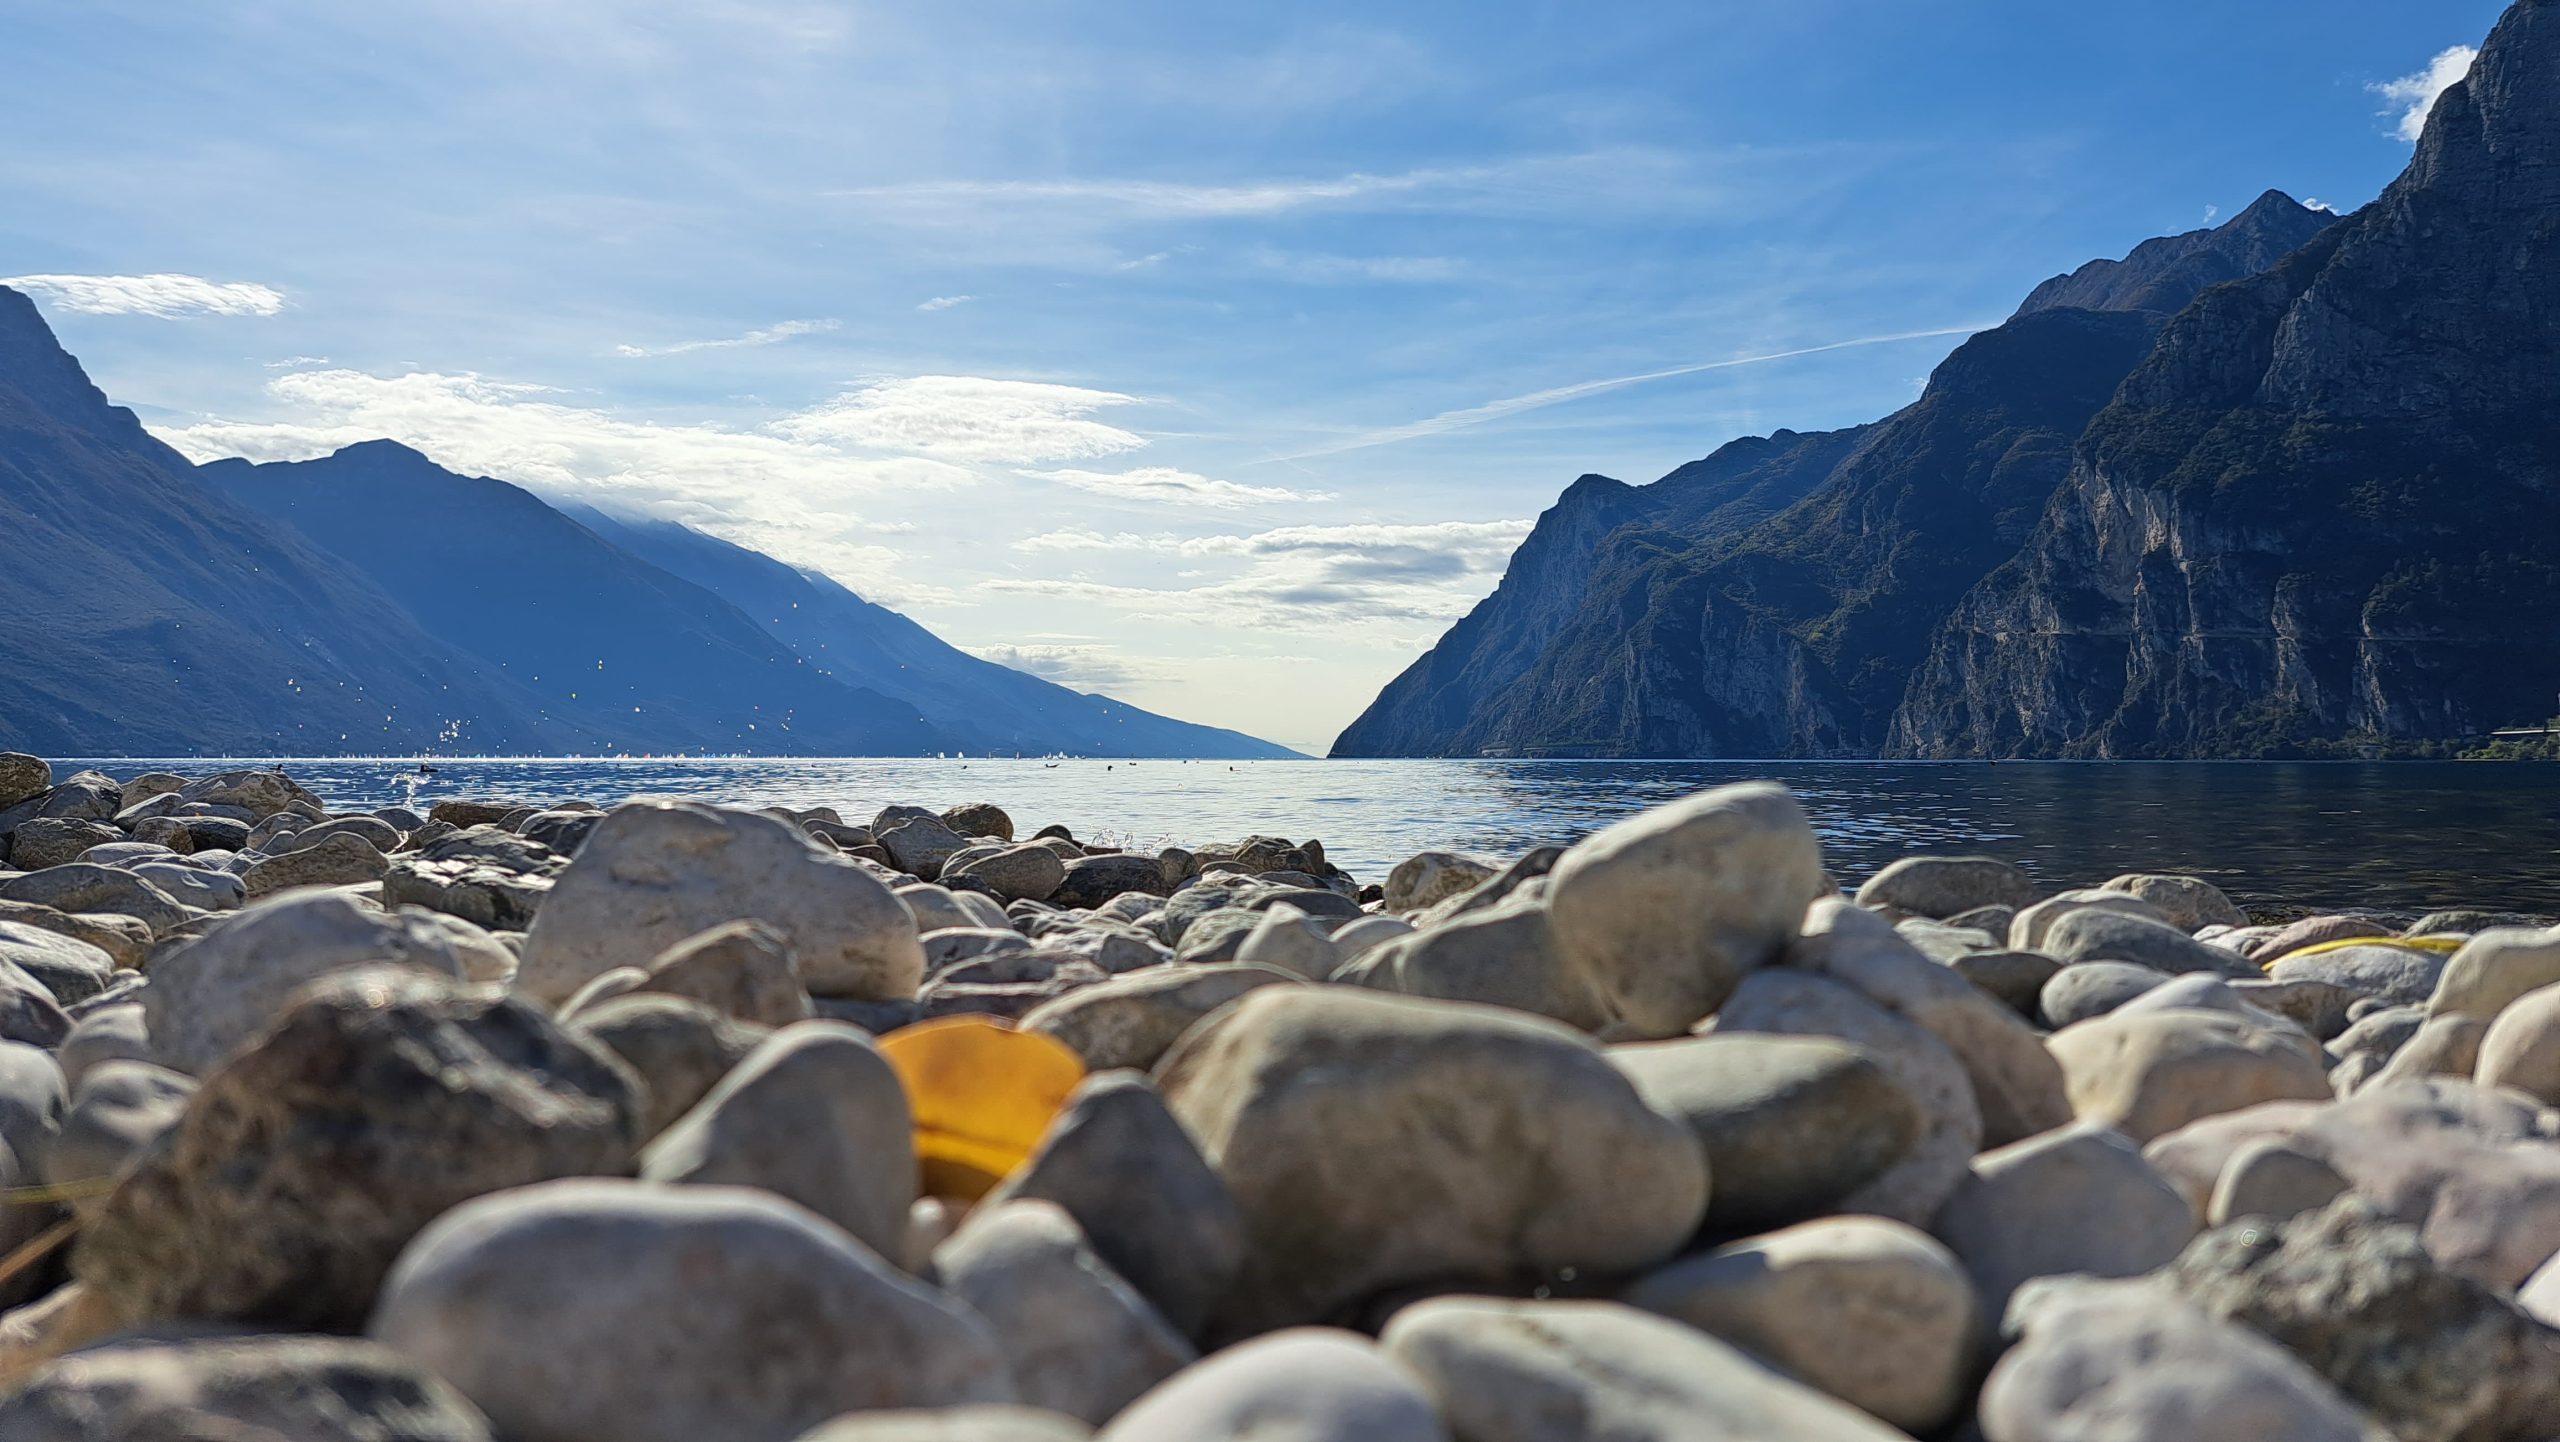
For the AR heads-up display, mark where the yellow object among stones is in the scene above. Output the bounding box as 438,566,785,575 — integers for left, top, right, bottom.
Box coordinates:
880,1016,1086,1200
2259,933,2466,970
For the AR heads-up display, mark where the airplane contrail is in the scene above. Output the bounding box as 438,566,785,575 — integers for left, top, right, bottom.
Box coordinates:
1272,323,1994,461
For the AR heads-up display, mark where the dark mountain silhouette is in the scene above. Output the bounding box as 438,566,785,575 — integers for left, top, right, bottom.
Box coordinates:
2,287,1290,759
199,443,949,756
0,288,586,756
1334,186,2337,758
1896,0,2560,756
2012,190,2336,318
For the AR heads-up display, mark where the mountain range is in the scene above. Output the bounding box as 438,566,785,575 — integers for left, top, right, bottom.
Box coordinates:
1337,0,2560,760
0,295,1291,759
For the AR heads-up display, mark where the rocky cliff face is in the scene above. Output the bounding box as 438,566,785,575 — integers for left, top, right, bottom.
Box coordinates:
0,290,579,756
1335,186,2327,758
1436,309,2167,757
1341,3,2560,762
1893,0,2560,756
2013,190,2335,319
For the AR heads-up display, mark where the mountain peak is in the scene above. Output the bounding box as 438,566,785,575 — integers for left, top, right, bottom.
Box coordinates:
328,438,438,469
2407,0,2560,191
2011,193,2335,320
2231,189,2317,227
0,286,130,434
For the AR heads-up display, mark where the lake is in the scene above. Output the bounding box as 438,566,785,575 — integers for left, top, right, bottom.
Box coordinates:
64,757,2560,917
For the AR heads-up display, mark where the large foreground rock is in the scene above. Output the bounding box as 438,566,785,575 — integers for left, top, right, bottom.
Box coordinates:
1607,1033,1918,1235
0,900,150,970
1792,897,2070,1146
2048,1007,2329,1142
1097,1329,1442,1442
78,968,642,1331
570,993,769,1140
1156,988,1706,1335
1021,964,1297,1072
979,1071,1245,1340
1934,1123,2197,1314
2161,1197,2560,1442
0,866,190,936
2428,924,2560,1020
518,802,923,1004
242,831,392,899
1856,855,2040,919
1345,893,1610,1030
371,1179,1012,1442
1714,968,1981,1224
0,1333,497,1441
1543,782,1826,1036
796,1409,1090,1441
2103,873,2247,932
1050,855,1168,911
0,754,47,810
1983,1278,2383,1442
932,1200,1194,1424
144,892,516,1074
1383,850,1497,913
639,919,811,1027
2143,1079,2560,1291
637,1021,913,1259
1619,1216,1978,1433
1382,1297,1909,1442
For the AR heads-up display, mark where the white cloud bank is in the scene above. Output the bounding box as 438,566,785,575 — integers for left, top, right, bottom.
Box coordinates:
2374,46,2478,143
613,317,839,357
2,273,285,318
151,364,1304,608
1034,466,1331,508
776,376,1148,462
153,369,1113,601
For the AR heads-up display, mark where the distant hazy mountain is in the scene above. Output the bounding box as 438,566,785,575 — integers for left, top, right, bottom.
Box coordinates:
0,288,583,756
565,506,1300,759
200,442,949,756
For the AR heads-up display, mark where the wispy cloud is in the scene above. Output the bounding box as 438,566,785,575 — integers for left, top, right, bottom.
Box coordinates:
915,295,977,312
839,168,1460,220
2374,45,2478,143
1247,249,1465,283
2,273,284,318
1032,466,1331,508
613,317,839,358
992,518,1533,635
776,376,1148,463
1276,324,1992,459
265,354,331,368
833,148,1758,239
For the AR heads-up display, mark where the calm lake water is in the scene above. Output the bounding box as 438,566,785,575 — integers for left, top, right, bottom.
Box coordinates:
65,757,2560,916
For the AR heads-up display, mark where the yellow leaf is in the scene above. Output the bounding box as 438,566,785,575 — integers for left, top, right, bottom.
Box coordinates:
880,1017,1085,1200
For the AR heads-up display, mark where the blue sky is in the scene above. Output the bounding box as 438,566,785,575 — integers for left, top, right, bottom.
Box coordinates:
0,0,2508,753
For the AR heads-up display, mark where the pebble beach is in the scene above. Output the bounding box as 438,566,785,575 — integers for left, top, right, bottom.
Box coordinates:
0,749,2557,1440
